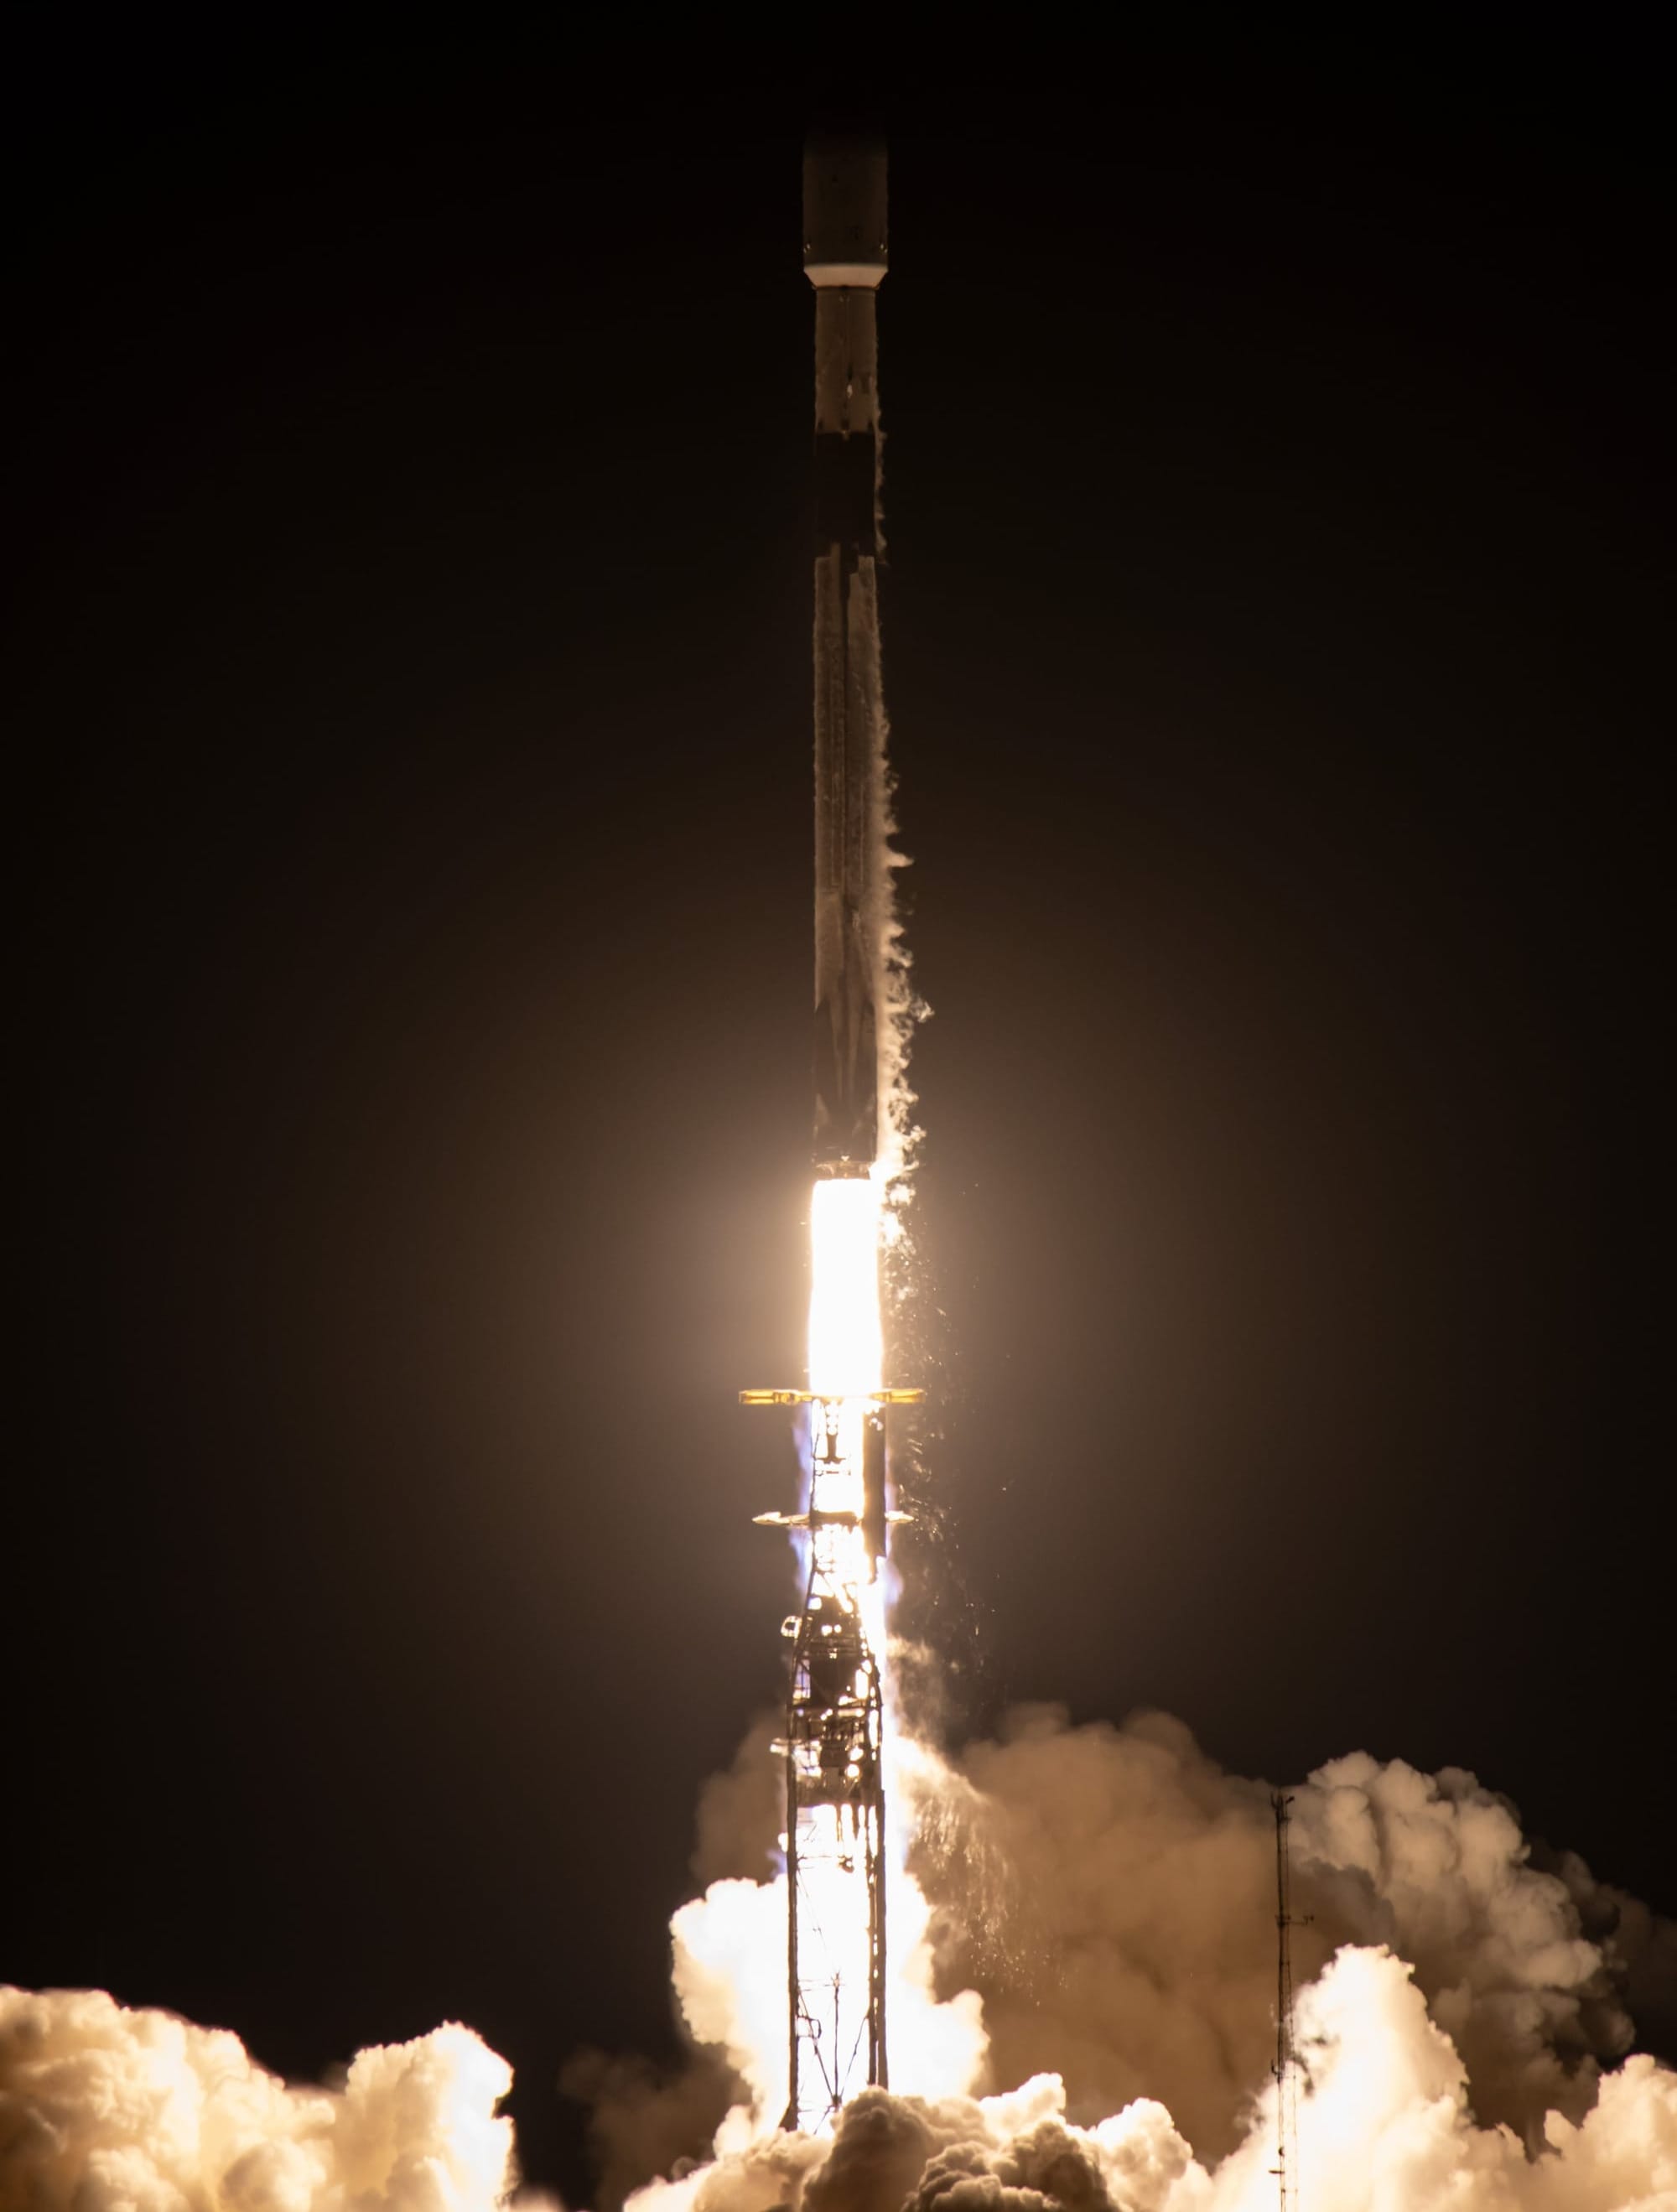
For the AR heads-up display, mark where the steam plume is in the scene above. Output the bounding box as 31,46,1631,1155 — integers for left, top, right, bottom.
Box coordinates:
624,1949,1677,2212
908,1706,1666,2155
8,1711,1674,2210
0,1985,528,2212
587,1706,1676,2211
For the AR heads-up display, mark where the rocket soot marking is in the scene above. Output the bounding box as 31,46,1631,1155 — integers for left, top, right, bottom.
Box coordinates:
739,138,920,2139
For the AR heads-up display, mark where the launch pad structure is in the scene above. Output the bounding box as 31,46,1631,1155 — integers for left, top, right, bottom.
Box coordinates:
745,1384,919,2127
740,136,917,2137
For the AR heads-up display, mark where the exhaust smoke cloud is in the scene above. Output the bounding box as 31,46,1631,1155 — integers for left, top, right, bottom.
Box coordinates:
578,1708,1677,2212
906,1706,1670,2157
625,1950,1677,2212
0,1986,529,2212
5,1717,1674,2210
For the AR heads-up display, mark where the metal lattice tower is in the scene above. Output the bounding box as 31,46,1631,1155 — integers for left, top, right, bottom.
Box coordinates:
741,1386,918,2129
783,1398,889,2126
1270,1792,1303,2212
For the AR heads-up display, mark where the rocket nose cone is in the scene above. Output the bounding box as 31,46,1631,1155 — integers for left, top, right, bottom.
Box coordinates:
803,134,887,283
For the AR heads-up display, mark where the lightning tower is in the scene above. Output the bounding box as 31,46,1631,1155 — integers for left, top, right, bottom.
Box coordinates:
1271,1792,1306,2210
741,135,919,2136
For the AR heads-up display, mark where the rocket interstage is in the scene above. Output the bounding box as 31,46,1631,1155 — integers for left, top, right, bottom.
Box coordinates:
739,137,916,2139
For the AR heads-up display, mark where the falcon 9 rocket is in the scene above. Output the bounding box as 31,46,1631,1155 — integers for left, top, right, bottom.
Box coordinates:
740,136,920,2137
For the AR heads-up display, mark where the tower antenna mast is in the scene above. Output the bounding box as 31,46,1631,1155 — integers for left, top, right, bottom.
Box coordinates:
1270,1792,1306,2212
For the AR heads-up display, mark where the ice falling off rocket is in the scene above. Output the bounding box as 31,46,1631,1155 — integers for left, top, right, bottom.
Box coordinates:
740,136,922,2137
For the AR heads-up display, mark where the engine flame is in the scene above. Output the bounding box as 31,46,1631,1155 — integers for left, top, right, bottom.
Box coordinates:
788,1176,888,2129
807,1177,884,1399
700,1173,984,2138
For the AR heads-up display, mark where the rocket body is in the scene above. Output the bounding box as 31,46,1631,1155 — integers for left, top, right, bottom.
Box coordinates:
743,141,905,2137
806,141,888,1177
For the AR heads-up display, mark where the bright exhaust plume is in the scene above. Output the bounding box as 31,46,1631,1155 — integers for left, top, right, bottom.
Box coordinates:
807,1178,884,1399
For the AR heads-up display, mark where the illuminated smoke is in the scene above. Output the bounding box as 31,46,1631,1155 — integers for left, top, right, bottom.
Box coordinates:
619,1959,1677,2212
668,1841,987,2148
583,1711,1676,2211
906,1707,1671,2158
0,1985,532,2211
620,1948,1677,2212
7,1714,1675,2209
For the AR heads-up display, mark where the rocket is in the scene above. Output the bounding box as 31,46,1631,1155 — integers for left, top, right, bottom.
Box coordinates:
806,135,888,1179
739,136,916,2136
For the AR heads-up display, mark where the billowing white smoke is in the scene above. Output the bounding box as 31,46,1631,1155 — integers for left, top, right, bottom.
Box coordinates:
7,1711,1674,2211
656,1722,994,2147
592,1706,1676,2212
906,1706,1667,2157
625,1948,1677,2212
668,1756,988,2151
0,1985,532,2211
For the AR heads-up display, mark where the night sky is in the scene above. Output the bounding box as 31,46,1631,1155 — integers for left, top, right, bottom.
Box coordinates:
9,26,1670,2205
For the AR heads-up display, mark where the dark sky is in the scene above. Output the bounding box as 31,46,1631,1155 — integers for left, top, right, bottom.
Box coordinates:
8,24,1670,2205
